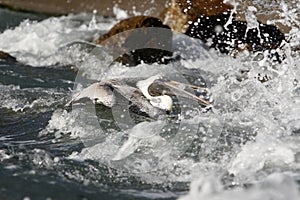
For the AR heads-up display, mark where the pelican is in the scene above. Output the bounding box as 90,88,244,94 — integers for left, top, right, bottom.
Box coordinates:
69,75,212,118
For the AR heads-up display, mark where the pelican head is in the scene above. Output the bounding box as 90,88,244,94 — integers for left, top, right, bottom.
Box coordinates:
136,75,173,111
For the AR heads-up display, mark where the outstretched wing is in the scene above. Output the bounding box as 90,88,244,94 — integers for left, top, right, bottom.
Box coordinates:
69,79,165,118
107,79,166,118
69,82,115,107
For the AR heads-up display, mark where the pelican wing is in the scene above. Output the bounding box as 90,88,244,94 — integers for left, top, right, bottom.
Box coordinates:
69,82,115,107
107,80,165,118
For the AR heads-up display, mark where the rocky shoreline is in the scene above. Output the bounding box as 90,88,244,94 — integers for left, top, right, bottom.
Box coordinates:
92,0,286,65
0,0,295,34
0,0,166,17
0,0,288,66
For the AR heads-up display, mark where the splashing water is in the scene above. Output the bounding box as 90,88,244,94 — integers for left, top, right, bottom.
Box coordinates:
0,1,300,199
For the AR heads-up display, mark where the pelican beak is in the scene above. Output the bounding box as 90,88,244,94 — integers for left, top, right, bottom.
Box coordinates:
148,80,212,107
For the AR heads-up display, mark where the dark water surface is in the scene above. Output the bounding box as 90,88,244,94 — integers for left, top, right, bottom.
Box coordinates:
0,60,181,200
0,7,47,32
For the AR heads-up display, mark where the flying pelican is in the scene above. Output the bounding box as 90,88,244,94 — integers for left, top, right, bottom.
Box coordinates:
69,75,212,118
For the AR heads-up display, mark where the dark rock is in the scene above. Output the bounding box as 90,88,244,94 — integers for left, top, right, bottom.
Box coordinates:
185,12,233,46
0,50,17,62
245,23,285,51
96,16,173,66
160,0,285,61
186,13,285,61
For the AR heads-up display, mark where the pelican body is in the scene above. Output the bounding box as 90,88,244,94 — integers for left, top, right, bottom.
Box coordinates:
69,75,212,118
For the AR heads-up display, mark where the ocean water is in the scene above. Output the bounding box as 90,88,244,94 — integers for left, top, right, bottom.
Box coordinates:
0,2,300,200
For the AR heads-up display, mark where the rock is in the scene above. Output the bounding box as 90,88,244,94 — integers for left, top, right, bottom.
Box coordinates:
0,0,167,17
185,12,233,46
186,14,285,60
161,0,285,61
0,50,17,62
233,1,293,34
160,0,233,33
1,0,294,34
96,16,173,66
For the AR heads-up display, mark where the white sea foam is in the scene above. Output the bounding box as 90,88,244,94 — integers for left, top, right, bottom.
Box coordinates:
70,43,300,185
0,84,66,112
0,14,115,66
179,173,300,200
46,30,300,186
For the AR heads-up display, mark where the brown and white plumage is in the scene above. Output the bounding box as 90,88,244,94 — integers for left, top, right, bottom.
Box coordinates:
69,75,212,118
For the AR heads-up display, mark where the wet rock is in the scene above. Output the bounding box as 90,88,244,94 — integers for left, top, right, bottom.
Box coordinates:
160,0,233,33
0,50,16,62
0,0,167,17
161,0,285,61
186,14,285,60
96,16,173,66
